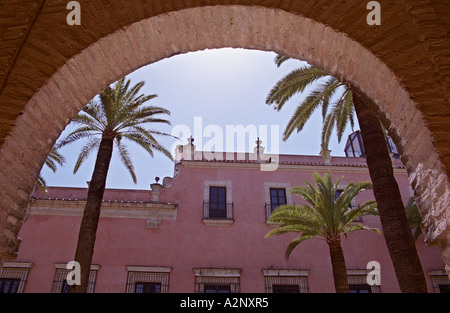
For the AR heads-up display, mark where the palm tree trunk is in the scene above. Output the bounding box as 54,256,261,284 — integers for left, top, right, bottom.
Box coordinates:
328,238,350,293
352,92,427,293
69,134,114,293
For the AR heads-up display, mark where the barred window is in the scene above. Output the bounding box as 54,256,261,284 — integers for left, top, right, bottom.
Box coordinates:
0,261,33,293
203,284,232,293
135,282,162,293
51,263,99,293
349,284,372,293
347,269,380,293
428,270,450,293
0,278,20,293
193,268,241,293
272,284,300,293
126,266,171,293
263,269,309,293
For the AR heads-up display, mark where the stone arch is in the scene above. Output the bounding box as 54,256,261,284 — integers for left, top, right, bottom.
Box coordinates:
0,3,449,272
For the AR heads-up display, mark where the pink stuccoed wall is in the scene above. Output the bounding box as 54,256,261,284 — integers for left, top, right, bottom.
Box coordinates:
15,153,445,293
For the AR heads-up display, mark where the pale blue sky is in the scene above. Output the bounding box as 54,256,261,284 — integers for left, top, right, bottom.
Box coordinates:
41,48,356,190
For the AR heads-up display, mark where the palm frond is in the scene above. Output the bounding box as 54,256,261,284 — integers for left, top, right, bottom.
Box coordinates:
56,126,100,148
266,66,328,110
59,76,174,184
320,112,336,154
285,233,320,259
343,201,378,225
44,148,66,173
334,89,355,143
265,172,380,259
36,147,66,193
121,131,173,161
115,138,137,184
342,223,380,235
405,197,422,241
274,54,292,68
73,138,101,174
35,175,48,193
80,100,107,130
268,204,323,230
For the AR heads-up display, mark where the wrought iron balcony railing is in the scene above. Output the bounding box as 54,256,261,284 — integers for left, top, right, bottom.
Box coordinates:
203,201,234,220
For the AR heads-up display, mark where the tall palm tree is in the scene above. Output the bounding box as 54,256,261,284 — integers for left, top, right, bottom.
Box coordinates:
267,56,427,293
36,147,66,193
265,171,379,293
57,77,174,293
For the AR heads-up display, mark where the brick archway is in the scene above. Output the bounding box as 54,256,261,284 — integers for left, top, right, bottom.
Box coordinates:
0,2,449,271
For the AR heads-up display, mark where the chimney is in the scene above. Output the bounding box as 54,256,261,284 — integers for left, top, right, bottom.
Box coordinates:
150,177,162,202
175,136,196,162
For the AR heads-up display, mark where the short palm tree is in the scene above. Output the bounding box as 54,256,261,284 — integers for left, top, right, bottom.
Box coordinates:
266,171,379,293
57,77,174,293
36,147,66,193
266,56,427,293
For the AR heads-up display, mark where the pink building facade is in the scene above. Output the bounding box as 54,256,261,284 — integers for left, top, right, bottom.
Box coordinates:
1,141,448,293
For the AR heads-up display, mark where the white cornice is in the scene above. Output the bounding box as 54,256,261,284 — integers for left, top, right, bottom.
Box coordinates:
29,198,178,226
180,160,407,174
262,269,310,277
126,265,172,273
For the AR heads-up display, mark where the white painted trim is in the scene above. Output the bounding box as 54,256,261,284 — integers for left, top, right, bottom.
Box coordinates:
29,198,177,221
193,268,242,277
54,262,100,271
203,180,232,202
264,182,292,205
126,265,172,273
2,261,33,269
262,269,310,277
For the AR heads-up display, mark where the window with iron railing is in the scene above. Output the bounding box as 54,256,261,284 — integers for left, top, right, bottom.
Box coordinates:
265,188,287,220
270,188,287,211
203,186,233,220
203,201,234,220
